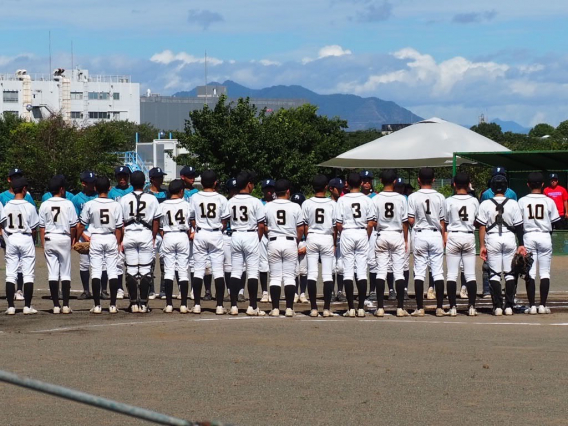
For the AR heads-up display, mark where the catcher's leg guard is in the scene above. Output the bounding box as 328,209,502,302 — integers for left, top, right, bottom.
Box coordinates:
126,274,138,304
139,274,151,305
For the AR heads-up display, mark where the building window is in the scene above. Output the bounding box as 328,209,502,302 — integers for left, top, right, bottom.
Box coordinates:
71,111,83,119
88,92,110,100
3,91,18,103
88,111,109,119
113,93,120,100
71,92,83,100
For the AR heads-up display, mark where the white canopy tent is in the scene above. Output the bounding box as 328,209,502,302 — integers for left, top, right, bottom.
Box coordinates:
320,117,510,168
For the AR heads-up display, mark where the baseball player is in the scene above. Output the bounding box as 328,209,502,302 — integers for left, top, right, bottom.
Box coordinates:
259,178,275,302
3,177,39,315
265,179,304,317
394,178,411,299
119,171,161,313
372,169,409,318
302,175,337,317
291,192,308,304
518,172,559,314
328,177,346,302
408,167,447,317
41,189,74,202
227,171,267,316
335,172,376,318
180,166,199,200
445,172,480,317
189,170,230,315
361,170,378,303
38,175,78,314
71,171,98,300
160,180,192,313
477,174,525,316
76,176,124,314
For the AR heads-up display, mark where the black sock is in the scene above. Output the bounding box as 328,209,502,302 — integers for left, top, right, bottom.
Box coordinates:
23,282,33,307
139,275,150,304
540,278,550,306
165,279,174,306
92,279,101,306
377,279,385,309
447,280,457,308
240,272,247,293
337,274,344,293
387,272,394,291
126,275,138,304
62,281,71,307
344,280,354,310
260,272,268,293
526,278,536,306
230,277,240,306
296,277,300,294
215,278,225,306
404,270,409,289
460,272,467,289
80,270,90,293
179,281,189,306
109,278,118,305
117,274,124,291
193,278,203,305
299,275,307,294
6,282,15,308
323,281,333,310
224,272,231,294
149,259,157,294
248,279,259,309
435,280,445,309
285,285,295,310
505,280,516,309
369,273,377,294
489,280,502,309
356,280,367,309
429,272,434,290
415,279,424,309
466,281,477,307
101,271,108,293
159,258,165,294
270,286,281,310
396,280,405,309
49,280,59,306
308,280,317,310
204,274,212,294
17,273,23,292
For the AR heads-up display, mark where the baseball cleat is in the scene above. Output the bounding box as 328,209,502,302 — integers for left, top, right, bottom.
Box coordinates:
538,305,551,314
367,291,378,302
238,293,246,303
246,307,265,316
216,306,228,315
62,306,72,314
285,308,295,317
23,306,37,315
299,293,309,304
397,308,410,317
459,286,468,299
100,291,110,300
524,306,537,315
78,292,91,300
493,307,503,316
388,289,396,301
129,304,140,313
203,291,212,301
449,307,457,317
435,308,448,317
159,292,167,300
148,292,156,300
404,289,410,300
309,309,320,317
139,304,148,313
411,309,425,317
356,308,366,317
427,287,436,300
163,305,173,313
336,291,347,303
260,292,269,303
343,309,356,318
374,308,385,317
504,307,513,316
109,305,118,314
176,293,181,300
192,305,202,314
90,305,102,314
468,306,477,316
189,289,194,300
229,306,239,316
322,309,336,317
179,305,189,314
294,293,299,303
482,292,491,299
15,290,25,301
52,306,61,314
116,289,124,300
268,308,280,317
5,307,16,315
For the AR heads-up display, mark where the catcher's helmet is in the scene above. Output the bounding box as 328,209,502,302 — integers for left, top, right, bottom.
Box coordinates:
490,174,508,195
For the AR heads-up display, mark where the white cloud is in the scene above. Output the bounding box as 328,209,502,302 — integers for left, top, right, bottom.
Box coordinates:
258,59,281,66
150,50,223,66
302,45,352,63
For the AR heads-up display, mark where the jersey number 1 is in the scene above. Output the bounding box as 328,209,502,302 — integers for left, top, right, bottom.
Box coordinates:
7,213,24,229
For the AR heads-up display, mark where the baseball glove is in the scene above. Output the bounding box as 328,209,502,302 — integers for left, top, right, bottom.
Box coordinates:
73,241,90,255
511,251,533,279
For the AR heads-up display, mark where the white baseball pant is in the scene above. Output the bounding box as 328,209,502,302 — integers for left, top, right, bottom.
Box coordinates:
485,233,517,281
375,231,405,281
230,231,259,280
306,233,334,282
268,236,298,287
297,240,307,276
524,232,552,280
259,235,269,273
340,229,369,282
193,230,224,280
44,233,72,281
223,233,232,273
412,230,444,281
333,236,343,274
89,234,119,280
367,231,378,274
446,232,476,282
123,229,154,276
161,232,190,281
4,233,35,283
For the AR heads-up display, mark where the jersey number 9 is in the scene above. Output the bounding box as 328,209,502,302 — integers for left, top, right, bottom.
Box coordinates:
277,210,286,225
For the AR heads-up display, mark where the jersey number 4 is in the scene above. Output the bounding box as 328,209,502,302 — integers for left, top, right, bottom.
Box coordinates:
167,209,186,225
458,206,469,222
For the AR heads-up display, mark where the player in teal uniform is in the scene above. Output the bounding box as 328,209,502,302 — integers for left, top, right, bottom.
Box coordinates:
360,170,378,302
180,166,199,200
108,165,134,201
41,190,74,202
0,168,35,206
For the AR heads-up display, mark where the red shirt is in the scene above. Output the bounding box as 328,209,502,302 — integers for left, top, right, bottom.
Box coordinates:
544,185,568,215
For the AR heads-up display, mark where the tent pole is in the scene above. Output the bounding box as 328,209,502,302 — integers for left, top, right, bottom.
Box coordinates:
452,153,457,175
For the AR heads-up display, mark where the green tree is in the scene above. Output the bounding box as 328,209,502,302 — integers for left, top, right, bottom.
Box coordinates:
470,122,504,142
529,123,555,138
554,120,568,140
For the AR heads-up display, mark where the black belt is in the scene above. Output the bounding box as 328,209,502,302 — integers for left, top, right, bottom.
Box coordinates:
269,236,295,241
163,230,186,234
196,227,221,232
91,232,113,235
415,228,438,232
233,229,257,232
449,231,473,234
4,232,32,236
344,227,366,230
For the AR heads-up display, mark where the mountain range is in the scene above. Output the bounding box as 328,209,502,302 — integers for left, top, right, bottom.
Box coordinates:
173,80,423,131
490,119,530,134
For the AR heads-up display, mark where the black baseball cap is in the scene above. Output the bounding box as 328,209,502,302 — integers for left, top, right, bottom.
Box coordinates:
180,166,196,177
291,193,306,205
550,173,559,180
491,166,507,177
360,170,374,179
8,168,24,178
261,179,276,189
149,167,167,178
328,177,344,189
528,172,545,184
114,165,131,176
453,172,470,185
274,179,290,193
80,171,97,183
226,178,237,190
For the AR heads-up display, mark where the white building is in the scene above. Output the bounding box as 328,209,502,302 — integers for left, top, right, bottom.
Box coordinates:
0,68,140,125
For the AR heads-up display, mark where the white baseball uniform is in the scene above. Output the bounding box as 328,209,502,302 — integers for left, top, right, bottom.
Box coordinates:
302,196,336,282
3,199,39,283
265,199,303,287
445,194,479,282
518,194,560,280
80,198,123,280
477,196,523,281
189,191,230,280
39,197,78,281
228,194,265,280
408,189,446,281
335,193,376,282
373,191,408,281
160,199,191,281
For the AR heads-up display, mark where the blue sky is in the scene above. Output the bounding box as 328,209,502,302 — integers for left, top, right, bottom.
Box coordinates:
1,0,567,127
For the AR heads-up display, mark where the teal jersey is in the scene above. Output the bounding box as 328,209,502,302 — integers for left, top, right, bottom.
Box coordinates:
41,191,74,202
71,192,98,216
480,188,517,201
109,185,134,201
0,190,35,206
367,192,377,199
145,187,168,203
184,188,199,201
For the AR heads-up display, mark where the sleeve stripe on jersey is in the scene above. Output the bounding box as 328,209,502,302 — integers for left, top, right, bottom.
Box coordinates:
551,216,561,223
476,219,487,226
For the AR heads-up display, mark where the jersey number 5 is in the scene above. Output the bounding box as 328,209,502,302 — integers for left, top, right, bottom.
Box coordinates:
100,209,110,225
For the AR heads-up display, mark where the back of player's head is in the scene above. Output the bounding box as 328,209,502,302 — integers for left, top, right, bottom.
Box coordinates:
453,172,470,190
418,167,435,184
235,171,254,190
312,174,328,193
168,179,185,195
95,176,110,194
527,172,545,190
11,177,27,194
490,174,508,194
130,171,146,190
48,175,67,195
201,170,217,189
347,172,361,188
380,169,398,185
274,179,290,196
